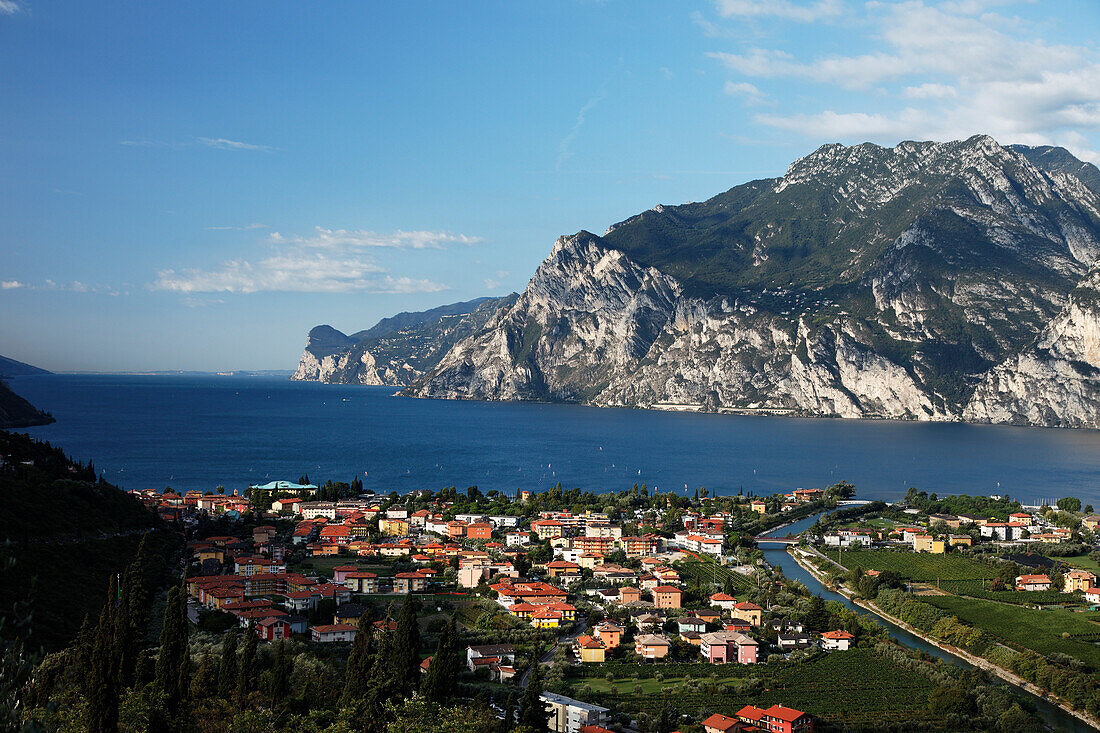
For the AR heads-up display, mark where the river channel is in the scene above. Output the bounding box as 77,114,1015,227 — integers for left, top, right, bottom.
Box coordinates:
757,512,1094,732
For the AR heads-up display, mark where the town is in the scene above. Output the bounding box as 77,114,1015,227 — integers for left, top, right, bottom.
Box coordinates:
114,477,1100,731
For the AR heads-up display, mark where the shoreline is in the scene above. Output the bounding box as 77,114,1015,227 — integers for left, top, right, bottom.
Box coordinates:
787,547,1100,730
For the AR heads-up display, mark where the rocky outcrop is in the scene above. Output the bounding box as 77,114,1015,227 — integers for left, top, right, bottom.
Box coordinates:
404,137,1100,427
965,267,1100,428
291,296,516,386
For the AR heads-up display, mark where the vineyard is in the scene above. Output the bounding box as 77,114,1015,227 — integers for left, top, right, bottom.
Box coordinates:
826,549,998,583
922,595,1100,668
677,560,755,592
564,649,939,728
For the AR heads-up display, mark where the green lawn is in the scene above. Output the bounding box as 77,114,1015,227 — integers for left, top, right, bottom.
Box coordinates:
1063,554,1100,574
677,560,755,591
922,595,1100,668
565,649,938,727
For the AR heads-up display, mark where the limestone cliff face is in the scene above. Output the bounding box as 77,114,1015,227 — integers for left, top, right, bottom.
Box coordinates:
291,296,515,386
965,268,1100,428
404,137,1100,427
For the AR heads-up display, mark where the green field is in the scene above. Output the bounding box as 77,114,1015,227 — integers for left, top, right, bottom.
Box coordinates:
825,549,998,583
922,595,1100,668
677,560,755,592
565,649,939,727
1063,554,1100,574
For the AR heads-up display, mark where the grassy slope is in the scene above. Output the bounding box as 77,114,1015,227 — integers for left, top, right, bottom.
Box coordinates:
824,549,998,582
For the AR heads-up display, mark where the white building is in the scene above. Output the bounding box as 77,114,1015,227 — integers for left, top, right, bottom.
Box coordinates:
541,692,611,733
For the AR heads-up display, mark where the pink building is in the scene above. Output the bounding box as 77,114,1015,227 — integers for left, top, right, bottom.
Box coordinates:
700,631,757,664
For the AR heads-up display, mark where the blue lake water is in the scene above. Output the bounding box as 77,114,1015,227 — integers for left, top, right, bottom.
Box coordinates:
10,374,1100,506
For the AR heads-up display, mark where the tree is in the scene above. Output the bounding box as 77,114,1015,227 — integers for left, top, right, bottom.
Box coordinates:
267,640,292,708
189,650,216,701
392,599,421,698
422,616,459,703
803,595,829,632
235,624,258,708
518,650,549,733
86,578,120,733
1057,497,1082,513
343,614,376,704
216,631,238,699
154,584,189,723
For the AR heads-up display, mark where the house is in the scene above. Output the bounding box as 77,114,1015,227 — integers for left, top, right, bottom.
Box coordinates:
547,560,582,578
777,633,814,650
595,620,623,649
1016,574,1052,591
732,601,762,627
394,572,429,594
634,634,672,659
948,535,972,547
912,534,945,554
310,624,357,643
258,616,292,641
541,692,611,733
530,607,563,628
343,572,379,594
618,586,642,604
737,704,813,733
380,518,410,536
1085,587,1100,605
821,630,855,651
505,530,530,546
709,592,738,611
701,713,742,733
466,522,493,540
532,520,565,540
677,616,707,634
573,635,606,663
1083,515,1100,532
281,590,320,613
467,644,516,671
652,585,683,609
749,500,767,514
696,609,721,625
700,631,757,664
1066,569,1097,593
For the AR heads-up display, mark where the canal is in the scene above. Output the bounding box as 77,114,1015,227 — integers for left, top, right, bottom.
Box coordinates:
757,512,1094,732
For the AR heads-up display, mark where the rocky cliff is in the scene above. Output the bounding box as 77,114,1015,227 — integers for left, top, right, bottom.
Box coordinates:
292,296,516,386
403,136,1100,427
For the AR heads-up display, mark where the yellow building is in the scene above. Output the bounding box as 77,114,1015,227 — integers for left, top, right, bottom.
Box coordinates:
1066,569,1097,593
912,534,945,554
732,601,762,627
749,501,767,514
1083,515,1100,531
947,535,972,547
380,518,410,536
574,635,606,663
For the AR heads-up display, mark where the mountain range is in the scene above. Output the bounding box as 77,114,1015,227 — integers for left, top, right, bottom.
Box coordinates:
0,355,53,429
294,136,1100,428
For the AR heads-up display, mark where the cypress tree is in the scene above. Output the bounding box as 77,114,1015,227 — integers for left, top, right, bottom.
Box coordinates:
518,653,549,733
216,631,238,700
267,640,292,708
86,577,120,733
189,650,216,701
421,615,458,703
342,614,375,704
500,691,517,733
235,623,258,708
154,584,190,724
390,599,420,697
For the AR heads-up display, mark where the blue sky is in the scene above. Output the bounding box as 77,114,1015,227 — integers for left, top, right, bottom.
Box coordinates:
2,0,1098,371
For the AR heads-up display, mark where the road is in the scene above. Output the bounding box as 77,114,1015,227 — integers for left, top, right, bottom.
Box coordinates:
519,619,587,688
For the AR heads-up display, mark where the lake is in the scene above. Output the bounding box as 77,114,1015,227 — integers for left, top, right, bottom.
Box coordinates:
11,373,1100,505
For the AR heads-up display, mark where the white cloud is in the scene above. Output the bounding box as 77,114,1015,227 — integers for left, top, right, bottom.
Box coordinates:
483,270,510,291
903,83,958,99
557,90,607,171
1,280,23,289
195,137,272,152
268,227,481,250
706,0,1100,163
724,81,772,106
149,226,475,294
0,1,20,15
714,0,844,22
